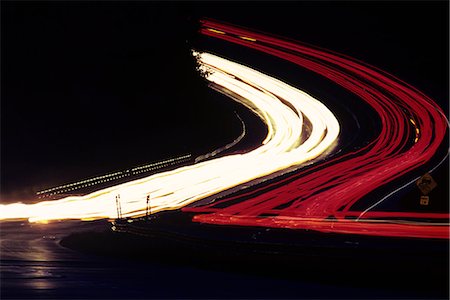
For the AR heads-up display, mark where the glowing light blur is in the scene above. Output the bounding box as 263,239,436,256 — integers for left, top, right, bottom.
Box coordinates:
0,52,339,223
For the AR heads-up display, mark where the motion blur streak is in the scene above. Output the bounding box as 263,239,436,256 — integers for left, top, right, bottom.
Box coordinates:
185,19,449,239
0,53,339,223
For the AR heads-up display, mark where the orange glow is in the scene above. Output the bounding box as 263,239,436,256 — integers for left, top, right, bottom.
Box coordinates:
206,28,226,35
239,36,256,42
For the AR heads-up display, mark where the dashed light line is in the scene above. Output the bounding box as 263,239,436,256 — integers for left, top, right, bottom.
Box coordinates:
36,154,192,197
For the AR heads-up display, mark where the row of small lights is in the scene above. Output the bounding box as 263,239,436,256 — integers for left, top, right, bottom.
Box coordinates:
131,154,191,171
36,172,123,194
37,154,192,197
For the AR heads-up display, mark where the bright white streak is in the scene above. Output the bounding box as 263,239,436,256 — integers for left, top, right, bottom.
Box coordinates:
0,52,339,222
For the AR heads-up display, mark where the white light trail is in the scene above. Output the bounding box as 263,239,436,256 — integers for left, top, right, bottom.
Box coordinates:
0,52,339,223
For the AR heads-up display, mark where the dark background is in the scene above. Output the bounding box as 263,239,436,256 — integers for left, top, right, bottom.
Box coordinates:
2,1,448,203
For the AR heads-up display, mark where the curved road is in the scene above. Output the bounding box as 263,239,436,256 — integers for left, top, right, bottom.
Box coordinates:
185,19,449,239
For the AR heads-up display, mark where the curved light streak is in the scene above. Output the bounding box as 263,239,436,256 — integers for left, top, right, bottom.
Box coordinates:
195,112,246,163
0,52,339,223
187,19,449,239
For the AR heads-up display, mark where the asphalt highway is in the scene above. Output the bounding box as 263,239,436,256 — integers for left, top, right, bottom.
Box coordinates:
5,219,428,299
2,218,447,299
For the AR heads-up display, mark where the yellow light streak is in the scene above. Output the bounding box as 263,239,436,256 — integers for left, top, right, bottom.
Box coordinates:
207,28,226,35
239,36,257,42
0,52,339,223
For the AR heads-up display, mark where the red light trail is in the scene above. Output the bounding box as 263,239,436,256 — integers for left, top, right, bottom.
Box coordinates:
184,19,449,239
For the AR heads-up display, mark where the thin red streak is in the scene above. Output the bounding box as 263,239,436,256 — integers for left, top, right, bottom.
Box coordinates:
193,214,450,239
334,211,449,220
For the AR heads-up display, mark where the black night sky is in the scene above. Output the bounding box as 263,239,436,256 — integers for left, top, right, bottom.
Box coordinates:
2,1,448,203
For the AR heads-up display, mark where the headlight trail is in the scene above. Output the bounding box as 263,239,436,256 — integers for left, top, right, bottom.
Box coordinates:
185,19,449,239
0,52,339,223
